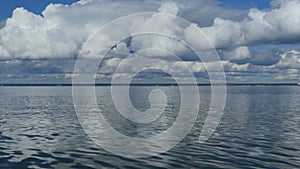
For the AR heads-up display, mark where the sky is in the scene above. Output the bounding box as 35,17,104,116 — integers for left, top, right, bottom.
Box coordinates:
0,0,271,21
0,0,299,84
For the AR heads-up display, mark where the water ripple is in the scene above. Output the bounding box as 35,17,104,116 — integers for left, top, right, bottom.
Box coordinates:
0,86,299,168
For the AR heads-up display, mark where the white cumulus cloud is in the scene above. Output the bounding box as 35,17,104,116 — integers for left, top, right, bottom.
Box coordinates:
0,0,299,83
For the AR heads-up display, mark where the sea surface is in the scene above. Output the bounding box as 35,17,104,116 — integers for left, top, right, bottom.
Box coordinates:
0,86,299,169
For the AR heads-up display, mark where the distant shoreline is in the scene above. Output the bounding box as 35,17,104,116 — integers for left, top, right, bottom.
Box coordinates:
0,83,299,86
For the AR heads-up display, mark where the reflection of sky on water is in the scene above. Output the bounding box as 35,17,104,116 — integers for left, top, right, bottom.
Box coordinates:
0,86,299,168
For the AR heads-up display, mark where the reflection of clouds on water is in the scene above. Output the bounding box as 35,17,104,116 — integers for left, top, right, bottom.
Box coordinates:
1,91,58,162
212,86,300,166
77,85,200,158
0,86,300,168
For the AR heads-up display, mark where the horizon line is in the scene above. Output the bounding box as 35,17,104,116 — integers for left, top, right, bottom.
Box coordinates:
0,83,299,86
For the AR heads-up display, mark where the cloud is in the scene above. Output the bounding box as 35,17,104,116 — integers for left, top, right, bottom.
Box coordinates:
177,0,248,26
2,0,297,59
0,0,299,83
100,53,249,76
219,45,300,69
271,49,300,69
249,46,283,66
222,46,252,63
0,7,84,59
274,69,299,80
0,59,75,74
199,0,300,48
0,1,155,59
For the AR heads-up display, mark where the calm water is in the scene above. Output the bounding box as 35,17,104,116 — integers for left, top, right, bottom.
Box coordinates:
0,86,299,168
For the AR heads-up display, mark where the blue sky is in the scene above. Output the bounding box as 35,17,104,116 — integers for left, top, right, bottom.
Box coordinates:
0,0,78,21
0,0,299,83
220,0,271,9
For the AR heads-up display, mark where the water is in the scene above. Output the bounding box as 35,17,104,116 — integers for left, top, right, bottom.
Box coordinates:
0,86,299,168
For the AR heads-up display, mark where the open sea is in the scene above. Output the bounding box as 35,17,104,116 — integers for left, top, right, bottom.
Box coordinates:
0,86,299,168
